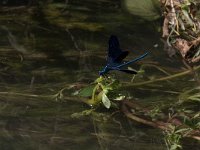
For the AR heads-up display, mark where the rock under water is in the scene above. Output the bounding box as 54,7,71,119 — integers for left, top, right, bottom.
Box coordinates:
123,0,160,21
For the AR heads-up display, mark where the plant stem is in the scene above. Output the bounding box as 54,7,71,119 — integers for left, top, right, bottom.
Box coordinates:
125,65,200,87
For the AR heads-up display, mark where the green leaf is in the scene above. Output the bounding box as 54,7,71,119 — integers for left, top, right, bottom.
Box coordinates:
170,144,181,150
189,96,200,101
72,90,80,96
102,92,111,109
182,9,194,26
175,128,190,134
78,85,95,97
195,122,200,128
193,112,200,119
95,76,104,83
114,95,125,101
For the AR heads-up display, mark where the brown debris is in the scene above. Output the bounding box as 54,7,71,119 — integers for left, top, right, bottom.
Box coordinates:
174,38,192,57
191,37,200,47
160,0,200,63
191,55,200,63
162,17,170,37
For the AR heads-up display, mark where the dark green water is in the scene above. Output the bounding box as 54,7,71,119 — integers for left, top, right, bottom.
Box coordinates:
0,1,199,150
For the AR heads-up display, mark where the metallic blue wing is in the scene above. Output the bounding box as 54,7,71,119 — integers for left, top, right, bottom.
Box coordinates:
99,35,149,76
108,35,121,58
114,51,129,63
108,35,128,63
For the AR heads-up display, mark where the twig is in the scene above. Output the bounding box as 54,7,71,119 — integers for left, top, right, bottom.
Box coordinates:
122,101,169,130
121,100,200,141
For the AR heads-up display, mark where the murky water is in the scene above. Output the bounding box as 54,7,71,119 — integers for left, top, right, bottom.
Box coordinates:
0,1,199,150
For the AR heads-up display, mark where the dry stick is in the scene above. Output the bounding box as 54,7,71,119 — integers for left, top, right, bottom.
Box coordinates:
122,102,169,130
122,100,182,126
188,136,200,141
192,55,200,63
124,65,200,87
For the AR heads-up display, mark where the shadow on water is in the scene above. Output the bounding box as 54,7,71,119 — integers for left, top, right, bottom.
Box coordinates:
0,0,199,150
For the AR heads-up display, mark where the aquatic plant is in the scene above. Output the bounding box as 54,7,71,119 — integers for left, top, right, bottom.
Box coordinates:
74,66,200,150
75,76,123,109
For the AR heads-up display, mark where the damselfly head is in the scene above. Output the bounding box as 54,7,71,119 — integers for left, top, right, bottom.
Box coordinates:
99,66,108,76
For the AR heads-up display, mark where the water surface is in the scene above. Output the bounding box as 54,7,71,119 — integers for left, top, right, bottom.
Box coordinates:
0,1,199,150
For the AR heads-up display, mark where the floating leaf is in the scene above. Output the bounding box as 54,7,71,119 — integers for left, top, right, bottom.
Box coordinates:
102,92,111,109
95,76,104,83
114,95,125,101
72,90,80,96
170,144,182,150
78,85,95,97
175,128,190,134
193,112,200,119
